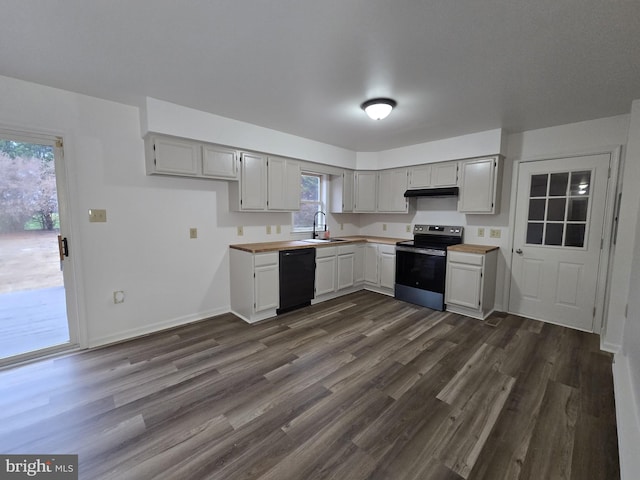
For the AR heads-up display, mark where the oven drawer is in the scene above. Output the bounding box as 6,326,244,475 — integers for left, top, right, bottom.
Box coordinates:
448,251,484,266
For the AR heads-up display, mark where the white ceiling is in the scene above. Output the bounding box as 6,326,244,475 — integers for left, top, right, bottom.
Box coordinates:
1,1,639,151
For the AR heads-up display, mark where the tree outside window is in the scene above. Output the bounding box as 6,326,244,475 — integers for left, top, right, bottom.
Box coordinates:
293,173,324,231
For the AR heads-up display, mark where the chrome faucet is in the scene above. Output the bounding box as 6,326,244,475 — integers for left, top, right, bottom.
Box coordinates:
313,211,327,239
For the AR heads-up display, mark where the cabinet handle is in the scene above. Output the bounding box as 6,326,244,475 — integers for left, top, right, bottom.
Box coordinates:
515,249,523,255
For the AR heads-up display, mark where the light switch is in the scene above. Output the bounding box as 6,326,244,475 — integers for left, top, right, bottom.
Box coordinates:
237,226,244,236
490,228,501,238
88,209,107,223
190,228,197,239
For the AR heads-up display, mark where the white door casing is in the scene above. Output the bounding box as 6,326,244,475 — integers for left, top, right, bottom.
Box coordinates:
509,153,611,332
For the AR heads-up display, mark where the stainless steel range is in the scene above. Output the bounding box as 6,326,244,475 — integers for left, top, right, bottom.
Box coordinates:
395,225,463,311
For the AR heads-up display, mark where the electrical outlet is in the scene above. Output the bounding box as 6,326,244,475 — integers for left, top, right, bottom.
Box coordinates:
88,208,107,223
237,226,244,236
276,225,281,234
189,227,197,239
383,223,387,231
266,225,272,235
406,224,411,233
478,227,485,237
490,228,501,238
113,290,125,304
340,223,344,231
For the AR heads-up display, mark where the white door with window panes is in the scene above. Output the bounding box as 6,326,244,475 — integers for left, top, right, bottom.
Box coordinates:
509,154,611,332
293,173,325,233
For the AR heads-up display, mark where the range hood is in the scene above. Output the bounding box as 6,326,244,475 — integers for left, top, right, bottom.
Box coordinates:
404,187,459,198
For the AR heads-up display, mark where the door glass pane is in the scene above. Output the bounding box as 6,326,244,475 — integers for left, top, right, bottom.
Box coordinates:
549,173,569,196
526,223,543,244
547,198,566,221
530,174,548,197
545,223,564,245
565,224,586,247
570,171,591,196
567,198,588,221
528,199,546,221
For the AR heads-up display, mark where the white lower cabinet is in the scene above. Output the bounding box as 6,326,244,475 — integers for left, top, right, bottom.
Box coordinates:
315,247,337,297
364,243,395,296
445,249,498,320
354,244,365,284
313,245,361,302
230,249,279,323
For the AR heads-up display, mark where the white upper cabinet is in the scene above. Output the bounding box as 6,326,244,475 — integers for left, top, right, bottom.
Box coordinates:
408,161,458,189
239,152,268,211
354,171,378,213
330,170,354,213
267,156,300,211
432,162,459,187
458,156,501,214
202,144,238,179
377,168,408,213
147,135,201,176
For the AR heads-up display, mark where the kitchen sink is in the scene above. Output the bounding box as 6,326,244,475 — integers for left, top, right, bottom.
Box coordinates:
301,238,347,243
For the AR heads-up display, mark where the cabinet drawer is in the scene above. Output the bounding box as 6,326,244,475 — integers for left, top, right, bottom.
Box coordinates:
448,251,484,266
338,244,357,255
254,252,278,267
378,244,396,255
316,246,337,258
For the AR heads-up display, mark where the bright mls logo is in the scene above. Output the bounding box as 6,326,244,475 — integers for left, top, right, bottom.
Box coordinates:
0,455,77,479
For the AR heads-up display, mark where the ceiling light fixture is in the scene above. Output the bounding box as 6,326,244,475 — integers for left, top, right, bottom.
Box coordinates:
361,98,397,120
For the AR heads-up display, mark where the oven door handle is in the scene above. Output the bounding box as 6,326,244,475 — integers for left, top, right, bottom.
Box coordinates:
396,245,446,256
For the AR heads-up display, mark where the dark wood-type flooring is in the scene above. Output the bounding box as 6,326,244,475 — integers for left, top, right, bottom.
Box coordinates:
0,291,619,479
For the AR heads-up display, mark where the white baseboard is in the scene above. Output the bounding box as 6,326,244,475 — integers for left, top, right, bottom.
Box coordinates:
88,306,230,348
601,339,621,354
613,354,640,480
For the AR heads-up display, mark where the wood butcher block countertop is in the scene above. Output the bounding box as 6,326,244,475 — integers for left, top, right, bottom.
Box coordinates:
230,235,406,253
448,244,500,254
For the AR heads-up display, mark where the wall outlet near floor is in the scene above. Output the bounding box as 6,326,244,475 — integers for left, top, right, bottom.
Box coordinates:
189,227,197,239
266,225,272,235
382,223,387,231
113,290,125,304
406,224,411,233
478,227,485,237
489,228,501,239
237,226,244,236
88,208,107,223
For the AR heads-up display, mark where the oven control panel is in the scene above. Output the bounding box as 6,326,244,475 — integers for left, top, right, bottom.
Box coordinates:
413,224,463,236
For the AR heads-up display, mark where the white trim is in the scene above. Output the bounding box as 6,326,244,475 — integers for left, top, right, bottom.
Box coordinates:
87,306,230,348
505,146,622,334
613,354,640,480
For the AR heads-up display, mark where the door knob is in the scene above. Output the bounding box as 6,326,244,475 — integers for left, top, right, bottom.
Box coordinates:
515,248,523,255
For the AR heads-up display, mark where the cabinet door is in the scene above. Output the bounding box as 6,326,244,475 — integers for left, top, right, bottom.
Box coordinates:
432,162,459,187
284,160,301,210
337,253,355,290
152,136,200,176
342,171,355,212
354,171,378,212
202,145,237,179
240,153,267,210
377,169,408,213
379,249,396,290
458,157,497,213
408,165,432,189
364,244,379,284
267,157,300,211
354,244,365,283
255,264,279,312
445,262,482,309
315,255,337,296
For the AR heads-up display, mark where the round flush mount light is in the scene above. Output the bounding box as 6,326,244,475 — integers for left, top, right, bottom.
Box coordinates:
360,98,397,120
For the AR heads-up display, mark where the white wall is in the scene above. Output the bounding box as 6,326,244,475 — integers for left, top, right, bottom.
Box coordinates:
355,129,504,170
615,99,640,479
143,97,357,169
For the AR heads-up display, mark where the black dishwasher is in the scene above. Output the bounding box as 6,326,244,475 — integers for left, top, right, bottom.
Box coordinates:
278,248,316,314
